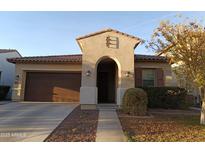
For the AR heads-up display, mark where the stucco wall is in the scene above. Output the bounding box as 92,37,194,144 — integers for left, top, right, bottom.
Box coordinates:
78,31,140,88
135,61,178,86
12,63,82,101
77,31,140,106
12,61,177,103
0,52,21,99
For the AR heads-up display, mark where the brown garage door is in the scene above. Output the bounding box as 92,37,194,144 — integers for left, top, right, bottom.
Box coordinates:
24,72,81,102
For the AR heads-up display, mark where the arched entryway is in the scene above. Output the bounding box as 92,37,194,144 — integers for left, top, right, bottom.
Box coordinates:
97,58,118,104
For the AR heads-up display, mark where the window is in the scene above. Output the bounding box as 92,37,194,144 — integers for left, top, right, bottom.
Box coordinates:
142,69,155,87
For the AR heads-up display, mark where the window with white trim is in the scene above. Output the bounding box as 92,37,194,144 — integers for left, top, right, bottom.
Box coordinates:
142,69,155,87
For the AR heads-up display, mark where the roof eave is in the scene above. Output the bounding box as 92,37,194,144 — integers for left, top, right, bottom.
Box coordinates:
7,60,82,64
76,28,141,41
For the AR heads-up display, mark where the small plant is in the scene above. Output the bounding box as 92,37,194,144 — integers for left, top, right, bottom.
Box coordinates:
122,88,148,116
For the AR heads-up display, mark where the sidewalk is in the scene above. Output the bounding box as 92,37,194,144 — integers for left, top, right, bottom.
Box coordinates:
96,109,126,142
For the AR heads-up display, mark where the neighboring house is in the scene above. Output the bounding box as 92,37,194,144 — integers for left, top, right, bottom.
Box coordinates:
0,49,21,99
8,28,177,108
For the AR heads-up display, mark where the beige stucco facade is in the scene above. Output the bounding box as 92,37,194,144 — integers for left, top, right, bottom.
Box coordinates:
76,30,140,108
135,62,177,87
10,29,178,108
12,61,176,105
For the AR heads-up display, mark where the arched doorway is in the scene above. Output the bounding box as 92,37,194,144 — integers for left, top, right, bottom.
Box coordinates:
97,58,118,104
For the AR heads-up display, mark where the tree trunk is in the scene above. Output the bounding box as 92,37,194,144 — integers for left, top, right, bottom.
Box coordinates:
200,87,205,124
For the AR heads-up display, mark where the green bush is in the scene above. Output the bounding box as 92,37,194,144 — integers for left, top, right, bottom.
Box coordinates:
185,94,195,107
0,86,10,101
122,88,148,116
140,87,188,109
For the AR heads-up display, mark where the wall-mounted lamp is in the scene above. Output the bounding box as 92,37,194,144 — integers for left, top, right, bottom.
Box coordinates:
15,75,20,84
125,71,131,77
16,75,20,80
86,70,91,77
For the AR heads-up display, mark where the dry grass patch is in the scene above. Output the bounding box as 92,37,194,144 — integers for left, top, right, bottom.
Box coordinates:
118,109,205,142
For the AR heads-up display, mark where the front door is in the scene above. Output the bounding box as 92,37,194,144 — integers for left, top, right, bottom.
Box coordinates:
97,59,117,104
97,72,109,103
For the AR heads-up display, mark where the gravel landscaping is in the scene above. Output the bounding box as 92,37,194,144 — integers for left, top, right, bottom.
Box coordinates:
117,109,205,142
45,106,99,142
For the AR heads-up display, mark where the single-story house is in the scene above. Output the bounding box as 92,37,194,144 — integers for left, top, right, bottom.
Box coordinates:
0,49,21,99
8,28,177,109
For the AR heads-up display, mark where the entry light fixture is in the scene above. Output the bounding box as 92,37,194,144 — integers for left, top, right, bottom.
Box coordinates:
126,71,131,77
86,70,91,77
15,75,20,84
16,75,20,80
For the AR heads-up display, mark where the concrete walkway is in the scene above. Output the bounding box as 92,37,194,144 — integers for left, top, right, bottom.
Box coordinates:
96,109,126,142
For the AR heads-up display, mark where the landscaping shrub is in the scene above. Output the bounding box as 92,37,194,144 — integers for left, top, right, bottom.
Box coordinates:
122,88,148,116
0,86,10,101
140,87,188,109
185,94,195,107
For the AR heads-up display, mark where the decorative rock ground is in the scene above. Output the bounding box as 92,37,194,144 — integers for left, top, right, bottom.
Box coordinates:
45,106,99,142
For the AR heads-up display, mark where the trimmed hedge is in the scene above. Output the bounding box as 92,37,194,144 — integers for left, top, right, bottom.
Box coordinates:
139,87,188,109
185,94,195,107
0,86,10,101
122,88,148,116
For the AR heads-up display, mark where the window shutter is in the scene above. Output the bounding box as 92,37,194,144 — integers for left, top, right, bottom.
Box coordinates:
135,68,142,87
156,68,164,87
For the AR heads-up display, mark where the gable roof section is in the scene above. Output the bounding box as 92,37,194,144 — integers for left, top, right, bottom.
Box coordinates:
0,49,22,57
76,28,141,41
7,54,169,64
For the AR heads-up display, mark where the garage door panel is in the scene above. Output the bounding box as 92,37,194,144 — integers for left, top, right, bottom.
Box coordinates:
53,87,79,102
25,72,81,102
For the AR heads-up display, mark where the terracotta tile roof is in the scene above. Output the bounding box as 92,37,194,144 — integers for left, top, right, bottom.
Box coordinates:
134,54,168,62
7,54,82,64
76,28,141,41
7,54,168,64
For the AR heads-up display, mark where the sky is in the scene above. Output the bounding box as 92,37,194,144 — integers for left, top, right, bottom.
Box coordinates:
0,11,205,57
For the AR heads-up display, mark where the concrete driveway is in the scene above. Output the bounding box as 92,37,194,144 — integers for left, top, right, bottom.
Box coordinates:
0,102,77,142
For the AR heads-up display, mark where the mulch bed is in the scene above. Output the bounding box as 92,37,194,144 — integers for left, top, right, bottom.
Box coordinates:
44,106,99,142
117,109,205,142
